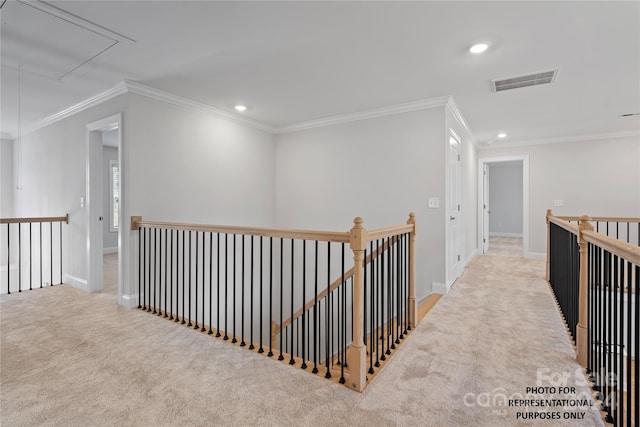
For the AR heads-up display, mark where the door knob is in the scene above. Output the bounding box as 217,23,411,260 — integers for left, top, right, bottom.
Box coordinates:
99,216,103,221
450,216,455,221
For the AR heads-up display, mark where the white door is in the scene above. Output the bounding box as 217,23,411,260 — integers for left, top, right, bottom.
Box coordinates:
447,135,461,282
483,164,490,254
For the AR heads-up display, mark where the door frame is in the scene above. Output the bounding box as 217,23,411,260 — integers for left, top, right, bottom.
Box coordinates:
477,155,530,257
86,113,122,293
445,130,463,289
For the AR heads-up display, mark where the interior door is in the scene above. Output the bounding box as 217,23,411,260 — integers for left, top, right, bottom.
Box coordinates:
447,135,461,282
483,163,490,253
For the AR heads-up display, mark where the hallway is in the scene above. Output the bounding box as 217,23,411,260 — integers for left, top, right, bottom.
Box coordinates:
0,248,603,426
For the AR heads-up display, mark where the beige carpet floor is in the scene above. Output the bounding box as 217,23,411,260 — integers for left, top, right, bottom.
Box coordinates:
1,247,604,426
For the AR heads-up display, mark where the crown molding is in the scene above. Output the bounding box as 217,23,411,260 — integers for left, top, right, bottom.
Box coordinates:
480,130,640,150
123,81,276,133
275,96,450,134
445,96,477,146
24,81,129,136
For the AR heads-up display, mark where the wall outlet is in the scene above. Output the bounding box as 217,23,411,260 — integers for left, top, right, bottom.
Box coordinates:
428,197,440,209
553,199,563,207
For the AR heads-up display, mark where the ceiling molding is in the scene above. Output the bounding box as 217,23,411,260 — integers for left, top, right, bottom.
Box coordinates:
123,81,276,133
275,96,451,134
480,130,640,149
24,81,129,136
445,96,477,146
19,0,136,43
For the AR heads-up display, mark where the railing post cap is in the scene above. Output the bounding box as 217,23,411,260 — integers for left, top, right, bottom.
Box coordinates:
579,215,591,222
353,217,364,228
547,209,553,216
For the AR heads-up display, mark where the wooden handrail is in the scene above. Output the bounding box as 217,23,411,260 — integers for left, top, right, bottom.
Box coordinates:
131,218,350,243
557,215,640,223
366,224,414,241
0,214,69,224
278,235,401,332
583,229,640,266
548,216,579,235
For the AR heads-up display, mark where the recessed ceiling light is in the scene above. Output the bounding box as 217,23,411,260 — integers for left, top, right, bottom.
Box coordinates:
234,105,247,112
469,43,489,54
497,132,507,138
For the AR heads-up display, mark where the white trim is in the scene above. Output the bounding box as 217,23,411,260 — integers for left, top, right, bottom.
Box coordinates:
123,81,275,133
478,156,530,260
481,130,640,149
103,247,118,254
489,232,523,238
120,293,138,308
445,97,476,146
526,252,546,260
26,82,128,137
464,249,478,267
109,159,119,233
63,273,88,290
432,282,451,295
19,0,135,43
276,96,450,134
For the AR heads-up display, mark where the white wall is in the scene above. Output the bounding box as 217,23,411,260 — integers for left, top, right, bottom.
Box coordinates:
479,136,640,255
102,145,118,251
488,162,523,236
0,138,13,217
275,108,446,300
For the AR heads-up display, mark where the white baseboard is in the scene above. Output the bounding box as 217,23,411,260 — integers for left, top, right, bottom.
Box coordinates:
103,247,118,254
432,281,451,295
63,274,88,291
526,252,546,260
489,232,523,237
464,249,478,267
120,293,138,308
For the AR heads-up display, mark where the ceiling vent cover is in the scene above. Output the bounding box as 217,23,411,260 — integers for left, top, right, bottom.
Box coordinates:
492,68,558,92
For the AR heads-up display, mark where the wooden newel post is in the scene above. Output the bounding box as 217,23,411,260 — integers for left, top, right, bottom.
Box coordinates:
131,216,141,231
576,215,593,367
407,213,418,329
348,217,367,392
546,209,553,282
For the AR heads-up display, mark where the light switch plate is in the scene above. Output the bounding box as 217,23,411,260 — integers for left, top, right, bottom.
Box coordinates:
553,199,563,207
428,197,440,209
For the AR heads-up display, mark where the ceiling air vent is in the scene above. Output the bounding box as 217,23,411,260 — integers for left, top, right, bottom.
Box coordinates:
492,68,558,92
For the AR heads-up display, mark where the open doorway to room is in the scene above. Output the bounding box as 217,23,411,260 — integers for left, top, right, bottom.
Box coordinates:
478,156,529,258
86,114,122,299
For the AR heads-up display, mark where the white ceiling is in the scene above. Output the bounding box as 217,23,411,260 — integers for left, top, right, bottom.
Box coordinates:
1,1,639,145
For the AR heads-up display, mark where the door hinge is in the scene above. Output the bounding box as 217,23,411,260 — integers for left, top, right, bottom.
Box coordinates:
457,154,461,161
483,238,486,243
483,204,486,209
458,204,460,211
457,254,461,261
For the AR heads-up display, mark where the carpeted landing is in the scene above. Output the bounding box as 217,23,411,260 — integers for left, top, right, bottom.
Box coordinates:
1,251,604,426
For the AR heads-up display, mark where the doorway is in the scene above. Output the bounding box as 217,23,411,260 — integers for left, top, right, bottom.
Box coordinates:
86,114,122,296
446,131,462,288
478,156,529,258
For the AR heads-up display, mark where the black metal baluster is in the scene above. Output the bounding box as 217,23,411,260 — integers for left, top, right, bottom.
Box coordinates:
374,242,380,369
279,238,284,361
369,241,374,374
138,227,142,308
612,254,619,424
224,234,229,340
312,240,318,372
18,223,21,292
396,237,401,344
154,228,158,314
634,265,639,426
268,237,273,357
39,222,42,288
181,230,185,323
147,228,151,311
208,232,213,333
164,229,168,317
232,234,237,342
169,229,174,320
201,232,205,330
340,243,346,383
193,231,199,329
626,260,632,426
301,239,307,369
249,235,254,349
618,256,624,426
50,221,53,286
290,239,295,365
157,229,163,316
216,233,221,336
325,242,331,379
29,223,32,291
241,235,246,346
6,223,9,294
187,231,192,326
387,237,392,356
59,221,63,285
259,236,264,354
